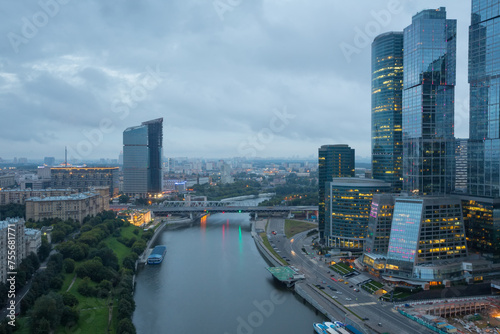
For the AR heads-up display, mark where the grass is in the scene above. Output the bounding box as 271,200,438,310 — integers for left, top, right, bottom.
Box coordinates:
104,225,143,264
260,233,288,266
330,262,354,276
284,219,317,238
361,280,384,294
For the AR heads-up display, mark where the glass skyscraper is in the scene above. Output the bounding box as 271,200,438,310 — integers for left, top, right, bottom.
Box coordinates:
123,118,163,197
326,178,391,250
468,0,500,198
402,7,456,195
386,197,467,281
318,145,355,241
372,32,404,193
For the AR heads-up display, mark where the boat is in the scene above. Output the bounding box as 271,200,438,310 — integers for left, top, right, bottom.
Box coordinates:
147,245,167,265
313,323,329,334
323,322,340,333
333,321,345,327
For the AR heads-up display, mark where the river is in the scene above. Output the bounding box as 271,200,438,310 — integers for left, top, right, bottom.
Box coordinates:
133,203,324,333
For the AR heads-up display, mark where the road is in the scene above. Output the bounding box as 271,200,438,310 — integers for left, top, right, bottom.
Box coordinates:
266,217,433,334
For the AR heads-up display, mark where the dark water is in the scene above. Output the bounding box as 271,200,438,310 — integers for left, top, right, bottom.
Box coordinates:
132,211,324,334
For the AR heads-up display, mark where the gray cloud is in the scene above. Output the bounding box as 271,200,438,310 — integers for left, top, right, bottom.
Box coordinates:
0,0,472,160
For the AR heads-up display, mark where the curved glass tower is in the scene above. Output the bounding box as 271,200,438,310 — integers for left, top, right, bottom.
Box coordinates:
371,32,404,192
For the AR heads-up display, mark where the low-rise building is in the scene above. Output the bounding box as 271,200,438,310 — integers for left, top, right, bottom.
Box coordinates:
117,209,152,227
0,174,15,189
26,190,109,223
0,189,77,205
25,228,42,256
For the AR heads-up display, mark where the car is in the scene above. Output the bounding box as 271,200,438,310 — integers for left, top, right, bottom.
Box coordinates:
330,274,335,277
336,291,343,294
338,279,344,282
318,286,325,290
349,285,353,288
322,280,326,284
327,271,330,273
272,231,277,235
329,287,337,291
331,296,338,299
363,317,369,321
345,297,352,301
354,288,360,292
344,281,349,285
331,277,337,281
378,323,382,327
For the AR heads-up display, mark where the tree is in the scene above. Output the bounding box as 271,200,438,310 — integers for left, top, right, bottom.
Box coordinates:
61,292,79,307
50,230,65,243
60,306,79,327
117,318,136,334
131,240,146,255
63,258,75,274
118,195,130,203
37,236,51,262
28,292,64,332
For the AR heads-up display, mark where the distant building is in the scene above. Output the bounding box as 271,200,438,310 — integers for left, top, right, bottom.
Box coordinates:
43,157,55,166
49,167,119,196
0,175,15,189
326,178,391,249
25,189,109,223
123,118,163,197
221,163,234,184
318,144,355,241
371,31,404,193
0,188,77,205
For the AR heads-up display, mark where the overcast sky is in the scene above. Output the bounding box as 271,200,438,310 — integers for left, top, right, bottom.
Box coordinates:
0,0,471,161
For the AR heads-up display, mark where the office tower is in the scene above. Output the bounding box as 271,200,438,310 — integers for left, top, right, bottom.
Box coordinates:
460,0,500,255
386,197,467,282
123,118,163,197
318,145,355,241
364,193,396,256
455,139,468,192
372,32,404,193
402,7,457,195
326,178,390,249
468,0,500,197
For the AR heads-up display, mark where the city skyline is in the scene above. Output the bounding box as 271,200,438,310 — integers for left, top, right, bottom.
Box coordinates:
1,1,471,160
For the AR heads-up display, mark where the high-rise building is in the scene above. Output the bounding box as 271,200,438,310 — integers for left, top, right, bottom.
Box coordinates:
364,193,396,256
455,139,468,192
318,145,355,241
326,178,391,249
402,7,457,195
468,0,500,198
371,32,404,193
123,118,163,197
385,197,468,282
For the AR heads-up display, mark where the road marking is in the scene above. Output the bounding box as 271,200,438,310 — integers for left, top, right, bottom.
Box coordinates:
344,302,377,307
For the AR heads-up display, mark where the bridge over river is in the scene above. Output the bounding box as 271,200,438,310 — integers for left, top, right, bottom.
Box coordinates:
138,201,318,219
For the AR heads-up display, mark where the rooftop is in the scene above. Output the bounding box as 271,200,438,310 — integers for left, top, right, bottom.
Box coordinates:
26,192,99,202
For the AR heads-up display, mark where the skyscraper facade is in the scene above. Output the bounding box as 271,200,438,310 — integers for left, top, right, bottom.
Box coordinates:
462,0,500,255
123,118,163,197
318,144,355,241
371,32,404,193
402,7,457,195
326,178,391,249
468,0,500,198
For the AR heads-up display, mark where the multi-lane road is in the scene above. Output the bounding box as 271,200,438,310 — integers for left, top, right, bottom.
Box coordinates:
265,217,434,334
